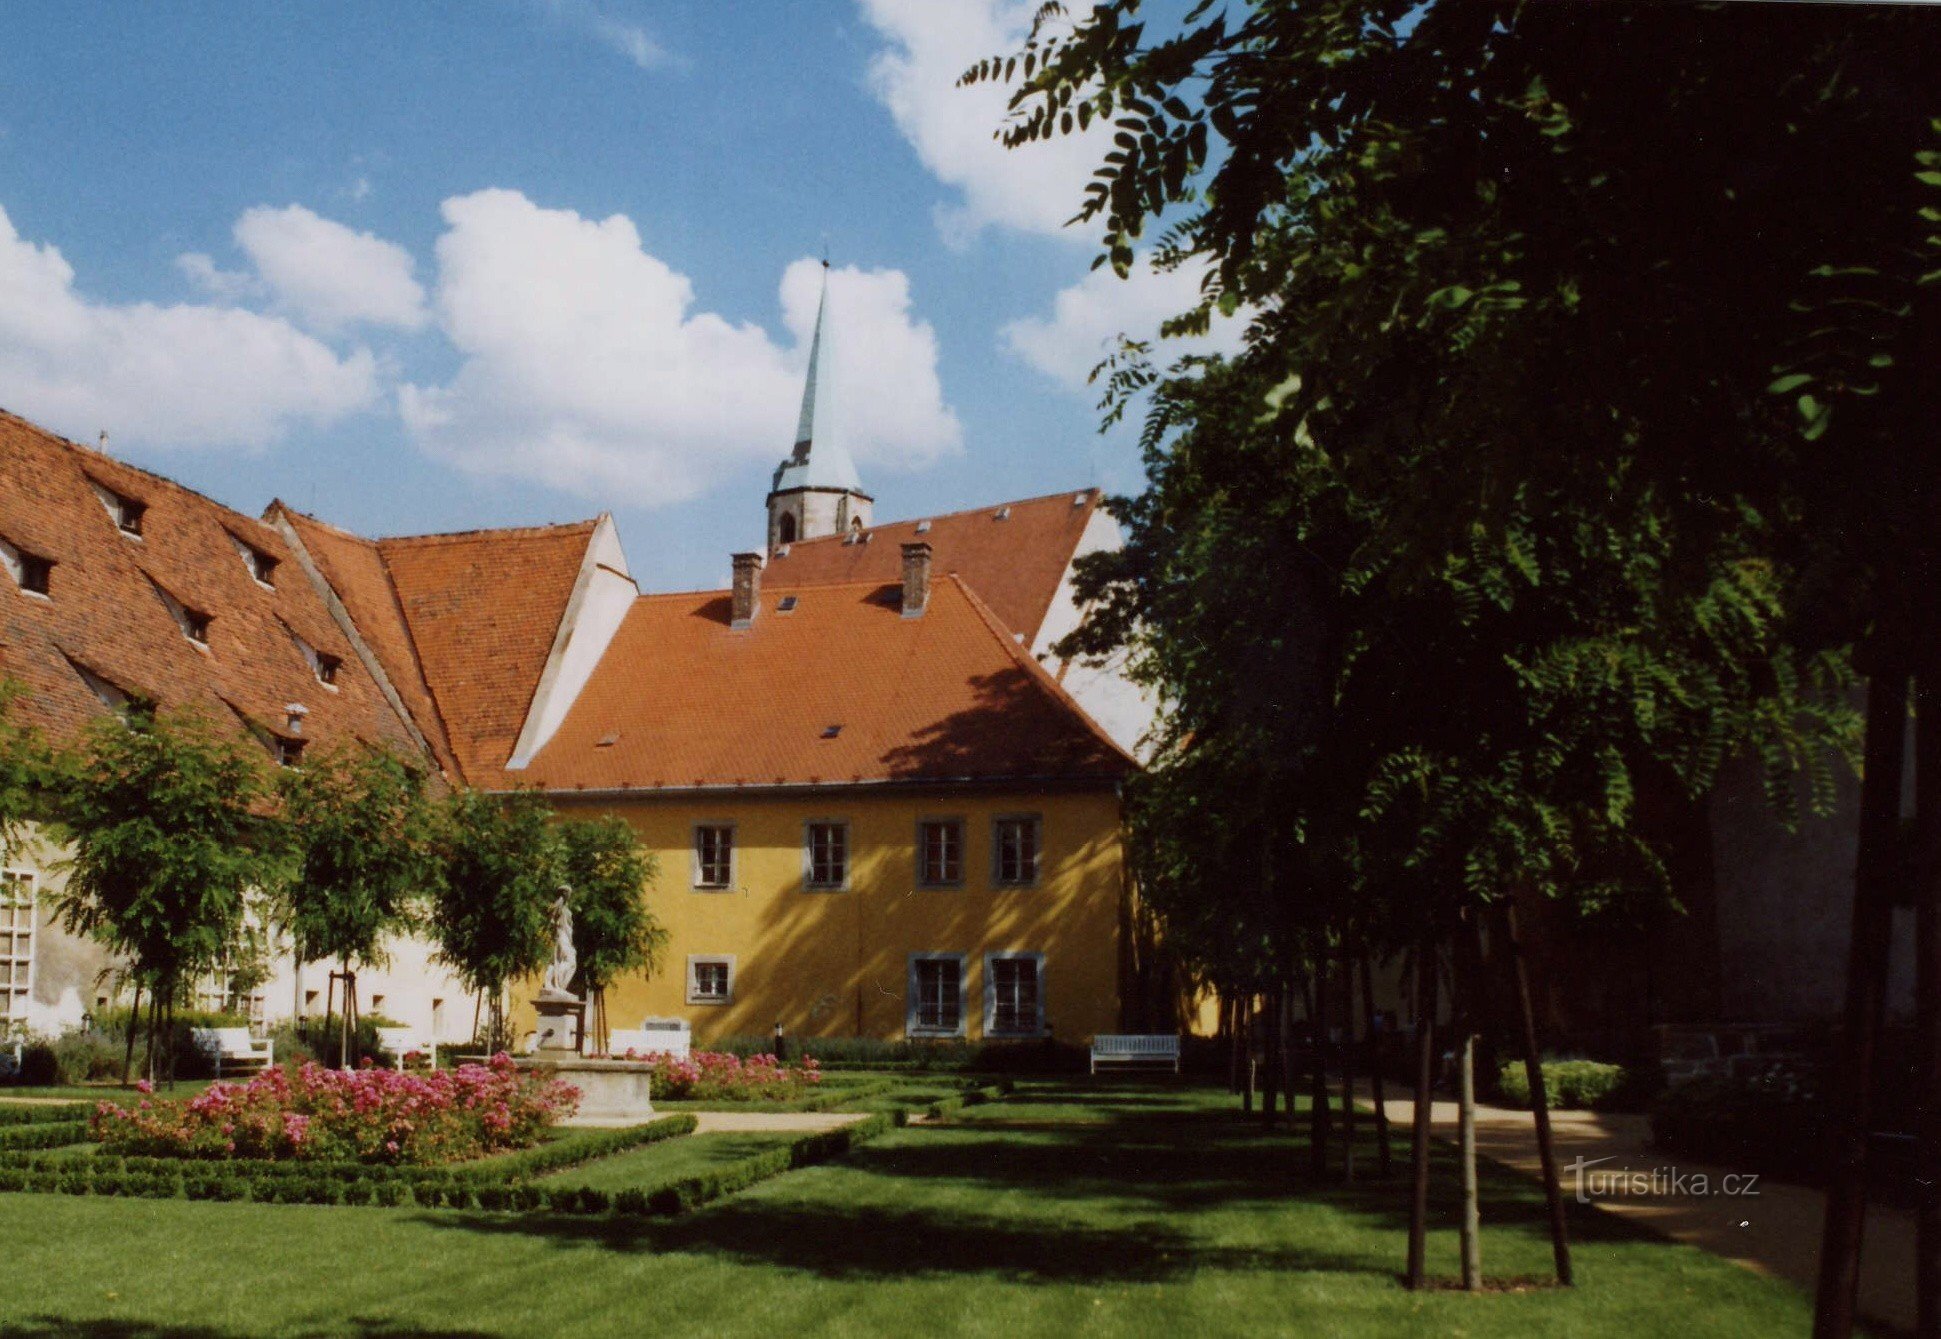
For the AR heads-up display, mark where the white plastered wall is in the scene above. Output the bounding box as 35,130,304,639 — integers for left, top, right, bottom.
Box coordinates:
1032,504,1159,759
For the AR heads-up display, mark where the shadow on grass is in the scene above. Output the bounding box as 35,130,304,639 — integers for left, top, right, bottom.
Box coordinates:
0,1320,495,1339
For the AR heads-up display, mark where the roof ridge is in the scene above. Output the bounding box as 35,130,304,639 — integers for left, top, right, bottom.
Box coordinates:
375,517,601,548
775,487,1099,553
947,574,1136,768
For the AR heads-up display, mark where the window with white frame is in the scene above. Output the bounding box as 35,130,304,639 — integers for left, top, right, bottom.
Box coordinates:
993,815,1042,886
917,818,964,888
907,953,967,1036
693,823,735,890
0,872,35,1030
985,952,1045,1036
687,955,735,1005
192,967,265,1028
804,821,848,890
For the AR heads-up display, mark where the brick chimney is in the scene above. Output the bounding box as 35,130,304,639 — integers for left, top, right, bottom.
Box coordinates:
900,541,932,619
731,552,763,630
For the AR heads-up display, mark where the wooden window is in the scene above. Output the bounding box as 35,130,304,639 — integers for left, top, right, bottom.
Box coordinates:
693,824,734,890
687,956,734,1005
907,954,966,1036
0,872,35,1029
917,819,964,888
805,821,848,890
993,815,1042,887
985,953,1045,1036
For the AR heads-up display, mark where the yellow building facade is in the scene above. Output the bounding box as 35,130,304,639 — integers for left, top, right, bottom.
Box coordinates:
544,786,1128,1045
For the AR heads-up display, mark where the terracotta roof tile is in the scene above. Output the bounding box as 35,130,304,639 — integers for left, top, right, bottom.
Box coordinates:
764,489,1100,644
516,575,1130,792
0,409,424,764
375,521,595,785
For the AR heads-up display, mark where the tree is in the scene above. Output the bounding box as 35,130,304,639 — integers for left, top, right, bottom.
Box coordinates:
279,746,441,1066
555,816,665,1055
0,678,56,872
430,789,560,1051
53,708,278,1084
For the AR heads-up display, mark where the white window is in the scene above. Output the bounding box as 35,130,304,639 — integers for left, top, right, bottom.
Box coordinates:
804,821,848,890
192,965,264,1027
687,955,735,1005
985,952,1046,1036
230,533,279,588
917,819,964,888
993,815,1042,887
0,872,36,1031
907,953,967,1037
91,481,146,537
149,578,211,648
693,823,735,890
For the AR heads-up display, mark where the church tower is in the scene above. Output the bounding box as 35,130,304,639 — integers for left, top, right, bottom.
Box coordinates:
767,263,872,553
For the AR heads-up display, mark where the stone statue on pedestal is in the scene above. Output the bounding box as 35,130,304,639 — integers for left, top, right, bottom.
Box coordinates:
539,886,579,1002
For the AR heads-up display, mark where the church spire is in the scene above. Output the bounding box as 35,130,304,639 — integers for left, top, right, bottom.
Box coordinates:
766,259,872,553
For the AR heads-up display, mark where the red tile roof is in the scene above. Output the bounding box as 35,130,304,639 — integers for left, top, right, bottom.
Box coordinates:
516,575,1130,792
374,521,595,785
0,410,424,764
763,489,1100,644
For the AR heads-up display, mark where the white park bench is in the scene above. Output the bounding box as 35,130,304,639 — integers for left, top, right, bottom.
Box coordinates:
606,1016,691,1060
374,1027,437,1071
1090,1034,1180,1075
192,1027,274,1076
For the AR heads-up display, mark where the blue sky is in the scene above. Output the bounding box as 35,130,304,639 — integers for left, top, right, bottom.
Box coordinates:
0,1,1237,590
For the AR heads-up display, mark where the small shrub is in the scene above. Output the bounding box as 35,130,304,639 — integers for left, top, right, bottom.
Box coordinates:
15,1041,62,1087
1495,1059,1643,1111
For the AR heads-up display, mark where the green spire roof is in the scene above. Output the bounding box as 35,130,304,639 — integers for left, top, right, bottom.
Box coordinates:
771,264,865,495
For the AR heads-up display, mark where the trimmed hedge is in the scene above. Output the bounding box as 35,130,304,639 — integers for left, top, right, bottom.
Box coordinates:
0,1103,91,1127
0,1120,88,1150
914,1080,1012,1122
640,1113,896,1215
1495,1060,1644,1112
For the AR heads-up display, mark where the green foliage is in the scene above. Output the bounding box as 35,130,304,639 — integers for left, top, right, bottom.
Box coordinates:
52,709,280,1044
555,815,664,995
0,677,62,866
278,746,441,976
429,790,561,1036
1494,1059,1639,1112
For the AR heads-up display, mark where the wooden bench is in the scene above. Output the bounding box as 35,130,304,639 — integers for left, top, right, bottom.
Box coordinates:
192,1027,274,1076
374,1027,437,1071
1090,1034,1180,1075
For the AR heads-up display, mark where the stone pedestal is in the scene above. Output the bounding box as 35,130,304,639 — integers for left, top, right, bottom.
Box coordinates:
516,1056,656,1127
532,997,586,1054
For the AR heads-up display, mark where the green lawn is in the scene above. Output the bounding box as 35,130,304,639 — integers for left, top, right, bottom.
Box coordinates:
0,1079,1810,1337
540,1131,801,1193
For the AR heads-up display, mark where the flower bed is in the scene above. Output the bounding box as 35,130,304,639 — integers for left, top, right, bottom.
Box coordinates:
612,1050,821,1103
88,1055,578,1165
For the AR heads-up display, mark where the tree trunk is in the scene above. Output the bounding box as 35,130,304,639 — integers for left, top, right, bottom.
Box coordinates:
1459,1028,1481,1291
1504,904,1573,1285
1310,959,1333,1181
1259,989,1279,1127
1226,994,1242,1094
1341,946,1358,1184
1243,995,1257,1114
121,979,142,1086
1406,941,1437,1290
143,988,160,1087
1918,667,1941,1339
1814,670,1908,1338
339,964,356,1071
1363,956,1393,1177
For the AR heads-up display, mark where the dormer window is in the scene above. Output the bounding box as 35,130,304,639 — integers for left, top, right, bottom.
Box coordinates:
66,657,151,724
315,653,341,687
1,537,52,598
149,577,211,648
231,535,278,588
91,481,146,537
273,735,306,768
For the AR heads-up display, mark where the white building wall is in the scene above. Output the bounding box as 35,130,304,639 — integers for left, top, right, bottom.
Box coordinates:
1032,505,1160,759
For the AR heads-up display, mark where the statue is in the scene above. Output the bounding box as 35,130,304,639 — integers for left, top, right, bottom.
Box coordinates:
539,886,579,1002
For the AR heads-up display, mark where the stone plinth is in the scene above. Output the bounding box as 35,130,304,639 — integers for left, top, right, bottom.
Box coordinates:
532,997,585,1053
515,1056,655,1127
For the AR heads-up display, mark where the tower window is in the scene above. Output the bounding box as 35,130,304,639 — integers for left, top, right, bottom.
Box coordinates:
777,513,798,545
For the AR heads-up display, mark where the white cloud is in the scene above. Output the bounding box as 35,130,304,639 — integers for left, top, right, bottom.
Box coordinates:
176,251,257,302
0,205,378,451
400,189,959,506
1002,256,1248,391
231,205,427,333
859,0,1105,245
534,0,673,70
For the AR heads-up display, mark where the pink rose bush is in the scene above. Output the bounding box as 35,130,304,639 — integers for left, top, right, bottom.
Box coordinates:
608,1049,820,1102
90,1054,579,1165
